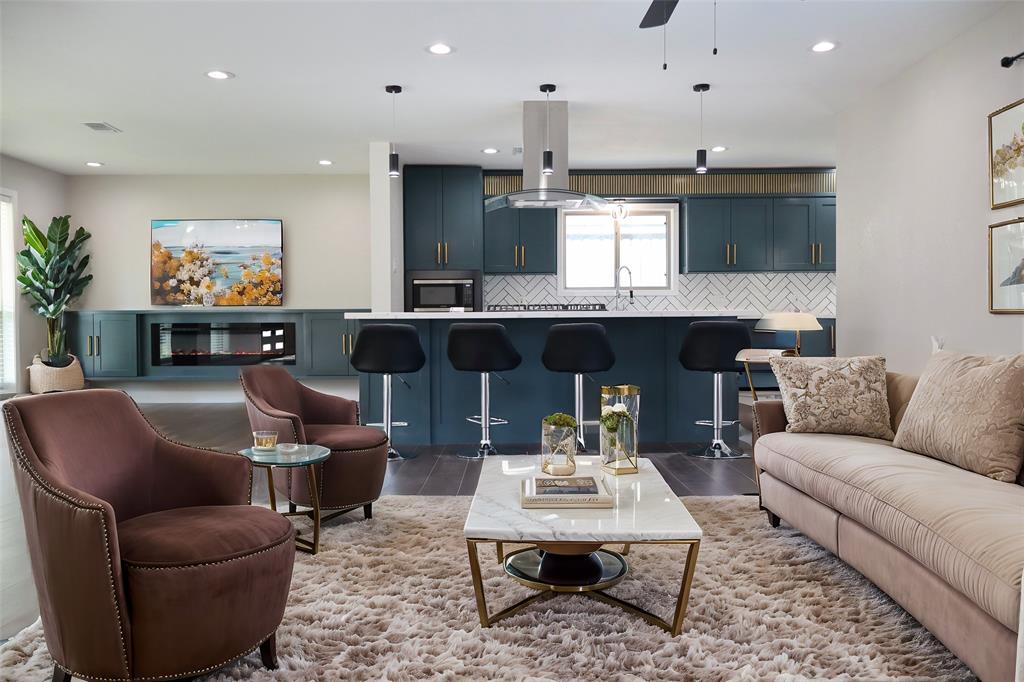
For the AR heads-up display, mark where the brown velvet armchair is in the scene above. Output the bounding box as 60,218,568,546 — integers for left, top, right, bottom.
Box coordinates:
3,389,295,682
239,365,388,520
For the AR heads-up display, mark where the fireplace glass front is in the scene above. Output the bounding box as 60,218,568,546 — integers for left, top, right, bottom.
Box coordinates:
151,322,296,366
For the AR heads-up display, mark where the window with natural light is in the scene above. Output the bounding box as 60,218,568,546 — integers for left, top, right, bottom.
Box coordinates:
0,193,17,393
561,203,676,293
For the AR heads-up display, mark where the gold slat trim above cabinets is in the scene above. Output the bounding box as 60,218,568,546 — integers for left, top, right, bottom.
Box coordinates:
483,170,836,197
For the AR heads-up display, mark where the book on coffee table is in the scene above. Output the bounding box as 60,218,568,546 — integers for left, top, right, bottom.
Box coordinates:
520,475,613,509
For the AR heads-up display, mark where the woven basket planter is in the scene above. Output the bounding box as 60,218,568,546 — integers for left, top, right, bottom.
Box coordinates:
28,354,85,394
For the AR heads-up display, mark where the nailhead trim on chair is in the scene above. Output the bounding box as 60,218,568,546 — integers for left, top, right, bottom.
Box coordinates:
2,403,132,680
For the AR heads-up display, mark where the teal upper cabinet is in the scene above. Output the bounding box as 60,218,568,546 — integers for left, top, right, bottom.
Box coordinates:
730,199,773,271
684,198,771,273
483,207,518,273
403,166,443,270
70,312,139,378
403,165,483,271
684,199,731,273
484,207,557,274
814,198,836,270
772,197,836,272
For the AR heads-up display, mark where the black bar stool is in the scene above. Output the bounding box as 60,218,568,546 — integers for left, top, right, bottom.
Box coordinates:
541,323,615,450
447,323,522,459
679,320,752,459
350,323,425,461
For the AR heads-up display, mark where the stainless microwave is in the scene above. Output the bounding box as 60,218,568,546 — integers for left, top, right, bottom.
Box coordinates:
405,270,482,312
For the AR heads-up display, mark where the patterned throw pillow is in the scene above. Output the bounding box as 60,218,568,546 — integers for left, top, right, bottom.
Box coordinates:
769,355,895,440
893,351,1024,483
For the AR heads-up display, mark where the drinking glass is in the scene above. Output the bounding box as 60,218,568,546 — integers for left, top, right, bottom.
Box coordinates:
252,430,278,450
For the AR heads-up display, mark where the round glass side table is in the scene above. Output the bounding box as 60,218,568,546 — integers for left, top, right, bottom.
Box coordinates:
239,444,331,555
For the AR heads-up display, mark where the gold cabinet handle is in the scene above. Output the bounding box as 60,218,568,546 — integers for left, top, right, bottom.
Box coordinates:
732,243,737,265
725,242,730,265
349,333,354,355
514,245,518,268
810,243,816,264
94,335,100,357
830,324,835,353
87,335,93,357
436,242,441,265
818,243,824,264
444,242,449,264
342,334,347,355
521,244,525,269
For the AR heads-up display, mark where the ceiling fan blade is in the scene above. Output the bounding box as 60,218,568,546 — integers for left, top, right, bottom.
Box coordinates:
639,0,679,29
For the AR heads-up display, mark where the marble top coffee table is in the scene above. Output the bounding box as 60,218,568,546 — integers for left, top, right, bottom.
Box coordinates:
463,456,703,635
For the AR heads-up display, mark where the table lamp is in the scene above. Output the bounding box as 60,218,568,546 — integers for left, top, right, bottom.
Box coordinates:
755,311,822,356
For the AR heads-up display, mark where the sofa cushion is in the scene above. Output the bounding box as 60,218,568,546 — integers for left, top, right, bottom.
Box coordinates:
118,505,294,566
769,355,895,440
755,432,1024,632
305,424,388,452
893,351,1024,483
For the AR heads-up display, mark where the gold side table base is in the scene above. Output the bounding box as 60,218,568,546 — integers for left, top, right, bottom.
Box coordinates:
263,464,322,555
466,539,700,636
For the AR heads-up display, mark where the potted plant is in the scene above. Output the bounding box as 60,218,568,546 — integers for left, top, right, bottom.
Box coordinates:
17,215,93,393
541,412,578,476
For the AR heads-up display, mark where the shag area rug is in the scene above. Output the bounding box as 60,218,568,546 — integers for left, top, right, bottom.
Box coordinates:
0,495,973,681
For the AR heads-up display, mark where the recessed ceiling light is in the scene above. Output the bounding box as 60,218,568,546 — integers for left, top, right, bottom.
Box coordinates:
481,148,499,154
711,146,728,153
85,161,104,167
206,70,235,80
318,159,333,166
811,41,836,53
427,43,453,55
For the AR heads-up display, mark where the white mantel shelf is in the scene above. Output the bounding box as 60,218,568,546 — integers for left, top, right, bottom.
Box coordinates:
345,309,766,321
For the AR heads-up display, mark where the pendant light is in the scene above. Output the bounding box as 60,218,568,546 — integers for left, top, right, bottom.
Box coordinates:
385,85,402,178
693,83,710,174
540,84,556,176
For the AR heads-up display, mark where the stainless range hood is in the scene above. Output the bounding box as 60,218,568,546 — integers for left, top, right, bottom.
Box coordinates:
485,95,607,212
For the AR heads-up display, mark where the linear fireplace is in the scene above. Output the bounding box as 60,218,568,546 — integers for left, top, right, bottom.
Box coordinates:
150,321,296,366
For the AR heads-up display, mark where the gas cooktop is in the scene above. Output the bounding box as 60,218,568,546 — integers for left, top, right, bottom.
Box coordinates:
485,303,607,312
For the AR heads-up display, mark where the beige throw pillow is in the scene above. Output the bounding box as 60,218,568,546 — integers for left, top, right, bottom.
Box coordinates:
769,355,895,440
893,351,1024,483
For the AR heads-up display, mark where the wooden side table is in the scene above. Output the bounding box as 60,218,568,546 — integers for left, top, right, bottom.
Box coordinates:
238,444,331,555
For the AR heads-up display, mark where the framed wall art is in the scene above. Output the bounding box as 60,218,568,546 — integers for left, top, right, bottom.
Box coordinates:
988,97,1024,210
151,219,283,306
989,217,1024,313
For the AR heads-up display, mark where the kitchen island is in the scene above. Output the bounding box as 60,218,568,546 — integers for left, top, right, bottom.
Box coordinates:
345,310,781,448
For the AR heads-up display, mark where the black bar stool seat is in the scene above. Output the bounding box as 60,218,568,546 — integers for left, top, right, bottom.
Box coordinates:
679,320,752,459
541,323,615,450
447,323,522,458
350,324,425,460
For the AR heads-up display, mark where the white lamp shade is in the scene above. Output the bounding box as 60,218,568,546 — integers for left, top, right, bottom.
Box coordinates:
755,312,822,332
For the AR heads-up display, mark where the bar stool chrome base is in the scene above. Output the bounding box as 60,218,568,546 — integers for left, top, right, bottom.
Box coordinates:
460,373,507,459
375,373,418,461
688,371,750,460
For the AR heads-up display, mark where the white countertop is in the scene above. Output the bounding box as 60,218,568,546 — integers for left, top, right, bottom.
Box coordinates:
464,457,702,542
346,309,764,320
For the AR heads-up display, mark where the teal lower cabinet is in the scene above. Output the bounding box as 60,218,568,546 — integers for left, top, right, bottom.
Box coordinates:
306,313,360,376
69,312,139,378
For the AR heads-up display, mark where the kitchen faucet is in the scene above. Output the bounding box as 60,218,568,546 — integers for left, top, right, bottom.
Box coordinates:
614,265,635,311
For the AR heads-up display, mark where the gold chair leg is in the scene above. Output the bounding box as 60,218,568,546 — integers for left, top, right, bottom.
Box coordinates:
265,466,277,512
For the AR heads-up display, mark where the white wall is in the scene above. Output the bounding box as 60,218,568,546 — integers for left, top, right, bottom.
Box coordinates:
368,142,404,312
68,174,371,310
0,155,69,391
837,3,1024,373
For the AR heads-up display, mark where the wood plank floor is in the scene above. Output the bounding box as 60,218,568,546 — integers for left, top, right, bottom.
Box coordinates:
141,403,759,500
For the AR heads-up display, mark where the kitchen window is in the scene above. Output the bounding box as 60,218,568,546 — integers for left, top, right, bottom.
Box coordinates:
0,190,17,394
558,203,678,295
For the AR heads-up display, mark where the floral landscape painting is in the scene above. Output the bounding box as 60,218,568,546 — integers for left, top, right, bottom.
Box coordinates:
151,219,283,306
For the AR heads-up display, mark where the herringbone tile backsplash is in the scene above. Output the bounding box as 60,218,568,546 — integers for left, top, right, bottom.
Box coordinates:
484,273,836,316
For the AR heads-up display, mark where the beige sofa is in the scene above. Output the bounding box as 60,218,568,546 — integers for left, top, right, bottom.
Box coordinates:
753,372,1024,682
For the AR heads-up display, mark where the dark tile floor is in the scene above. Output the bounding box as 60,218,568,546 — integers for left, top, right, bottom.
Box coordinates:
141,403,759,499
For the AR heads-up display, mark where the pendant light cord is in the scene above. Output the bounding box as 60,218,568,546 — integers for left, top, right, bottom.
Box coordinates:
663,22,667,70
699,91,704,148
545,90,550,151
713,1,718,55
391,91,397,153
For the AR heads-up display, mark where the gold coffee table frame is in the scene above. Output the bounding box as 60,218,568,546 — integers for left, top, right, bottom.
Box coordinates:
465,538,701,636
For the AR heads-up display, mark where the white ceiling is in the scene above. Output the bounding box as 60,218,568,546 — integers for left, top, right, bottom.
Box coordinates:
0,0,1006,175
